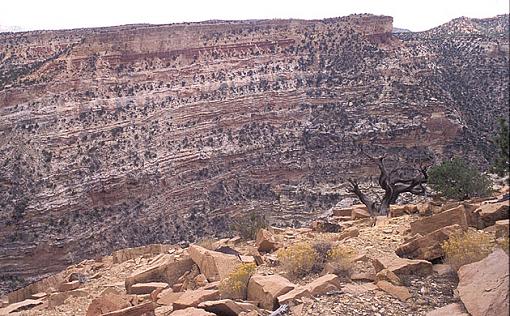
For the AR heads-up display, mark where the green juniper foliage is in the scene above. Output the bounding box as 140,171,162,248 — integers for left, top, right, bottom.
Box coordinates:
428,158,492,200
492,118,509,176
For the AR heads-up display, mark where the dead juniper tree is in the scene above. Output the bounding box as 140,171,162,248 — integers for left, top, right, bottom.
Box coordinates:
347,151,430,217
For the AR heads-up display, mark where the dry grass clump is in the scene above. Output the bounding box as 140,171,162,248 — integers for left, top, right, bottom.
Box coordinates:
496,236,509,254
219,263,256,299
327,244,358,276
277,242,318,277
277,239,358,278
442,230,493,270
196,238,216,250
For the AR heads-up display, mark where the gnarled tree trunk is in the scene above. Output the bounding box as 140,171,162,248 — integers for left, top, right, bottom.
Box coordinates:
347,154,428,216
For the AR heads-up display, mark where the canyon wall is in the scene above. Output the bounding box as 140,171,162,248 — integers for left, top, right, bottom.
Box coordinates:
0,14,508,293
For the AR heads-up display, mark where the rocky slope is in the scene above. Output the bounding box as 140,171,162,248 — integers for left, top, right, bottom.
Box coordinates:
0,189,508,315
0,14,508,292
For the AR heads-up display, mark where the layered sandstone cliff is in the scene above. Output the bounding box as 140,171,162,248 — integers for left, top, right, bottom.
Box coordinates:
0,14,508,294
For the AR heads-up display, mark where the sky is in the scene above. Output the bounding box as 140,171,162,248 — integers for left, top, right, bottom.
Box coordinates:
0,0,508,32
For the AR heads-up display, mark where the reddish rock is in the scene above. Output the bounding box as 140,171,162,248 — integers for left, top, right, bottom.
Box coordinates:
130,282,169,295
410,205,468,235
334,227,359,241
277,287,312,305
169,307,215,316
255,229,278,253
304,274,342,296
352,208,371,220
372,256,432,277
389,204,418,218
198,299,257,316
157,290,184,306
48,289,88,308
125,255,193,294
101,301,157,316
58,280,80,292
188,245,241,282
425,303,469,316
0,299,43,314
432,264,454,276
86,290,132,316
376,281,412,301
247,274,295,310
350,272,376,282
457,248,509,316
376,269,401,286
474,201,509,228
395,224,464,261
172,289,220,310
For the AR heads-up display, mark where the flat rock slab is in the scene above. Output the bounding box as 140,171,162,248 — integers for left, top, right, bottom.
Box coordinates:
372,255,432,277
130,282,169,295
101,301,157,316
395,224,464,261
376,281,412,301
0,299,43,315
248,274,295,310
457,248,509,316
410,205,467,236
198,299,257,316
172,289,220,310
425,303,469,316
169,307,215,316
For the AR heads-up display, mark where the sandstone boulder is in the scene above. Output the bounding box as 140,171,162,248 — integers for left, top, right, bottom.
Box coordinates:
395,224,464,261
125,255,193,294
188,245,241,282
101,301,156,316
457,248,509,316
334,227,359,241
376,281,411,301
276,287,311,305
157,290,184,306
352,208,371,220
86,290,132,316
389,204,418,218
48,290,88,308
375,269,401,286
130,282,169,295
255,229,278,253
172,289,220,310
410,205,468,235
425,303,469,316
474,201,509,228
0,299,43,315
247,274,295,310
58,280,80,292
372,256,432,277
169,307,215,316
198,299,257,316
304,274,342,296
432,264,454,276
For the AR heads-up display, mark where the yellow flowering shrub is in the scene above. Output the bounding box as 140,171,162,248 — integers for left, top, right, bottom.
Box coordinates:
441,230,493,271
277,242,318,277
219,263,256,299
327,245,358,274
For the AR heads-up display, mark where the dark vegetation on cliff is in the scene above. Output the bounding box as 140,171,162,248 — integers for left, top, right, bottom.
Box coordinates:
0,14,508,293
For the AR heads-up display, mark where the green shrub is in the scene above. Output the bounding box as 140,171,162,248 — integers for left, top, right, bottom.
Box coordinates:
492,118,509,176
428,158,492,200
